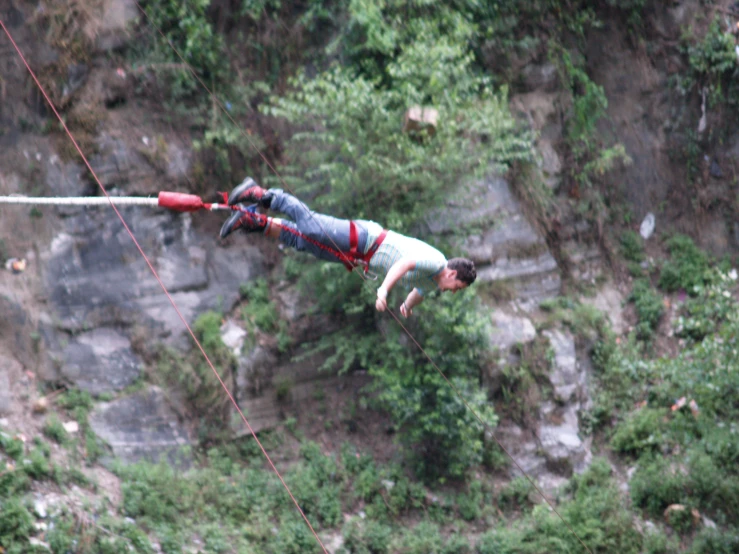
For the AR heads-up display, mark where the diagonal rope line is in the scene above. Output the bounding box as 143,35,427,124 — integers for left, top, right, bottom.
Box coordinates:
0,19,329,554
115,6,592,552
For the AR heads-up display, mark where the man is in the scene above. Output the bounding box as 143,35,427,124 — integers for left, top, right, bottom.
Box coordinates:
220,177,476,317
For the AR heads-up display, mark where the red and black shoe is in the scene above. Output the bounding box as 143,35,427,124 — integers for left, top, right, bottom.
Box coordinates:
227,177,272,208
219,204,267,238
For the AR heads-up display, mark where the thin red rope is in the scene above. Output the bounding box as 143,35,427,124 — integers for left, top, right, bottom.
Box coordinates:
0,20,329,554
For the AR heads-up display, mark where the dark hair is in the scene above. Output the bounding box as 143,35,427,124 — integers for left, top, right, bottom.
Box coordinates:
447,257,476,285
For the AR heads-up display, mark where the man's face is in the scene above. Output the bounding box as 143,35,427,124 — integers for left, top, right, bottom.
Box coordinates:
439,270,468,293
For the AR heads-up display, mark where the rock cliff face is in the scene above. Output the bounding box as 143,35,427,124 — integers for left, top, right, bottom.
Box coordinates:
0,0,616,486
427,176,562,303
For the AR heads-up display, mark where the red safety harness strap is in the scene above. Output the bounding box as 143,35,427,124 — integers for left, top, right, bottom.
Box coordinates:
344,221,388,272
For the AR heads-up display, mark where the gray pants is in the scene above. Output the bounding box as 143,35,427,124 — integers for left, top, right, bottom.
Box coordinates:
271,190,368,264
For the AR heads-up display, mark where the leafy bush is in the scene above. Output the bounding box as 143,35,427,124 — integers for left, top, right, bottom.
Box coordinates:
266,63,532,232
0,432,24,460
57,388,94,420
642,527,678,554
371,292,498,480
476,529,521,554
497,476,532,512
658,234,711,293
442,534,471,554
23,443,56,481
287,442,343,527
299,289,496,480
156,311,236,437
620,229,645,263
688,527,739,554
46,510,154,554
392,521,443,554
594,274,739,532
560,49,608,149
685,16,739,106
610,407,667,456
121,463,188,523
674,269,736,341
0,498,33,549
139,0,228,99
0,469,29,499
240,277,279,333
457,480,483,521
342,518,392,554
524,458,641,553
629,279,663,340
271,515,324,554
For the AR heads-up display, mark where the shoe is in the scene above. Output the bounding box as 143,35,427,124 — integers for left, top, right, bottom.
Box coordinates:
227,177,272,208
219,204,266,238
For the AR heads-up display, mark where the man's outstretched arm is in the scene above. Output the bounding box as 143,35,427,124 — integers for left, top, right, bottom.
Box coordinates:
400,288,423,318
375,258,416,312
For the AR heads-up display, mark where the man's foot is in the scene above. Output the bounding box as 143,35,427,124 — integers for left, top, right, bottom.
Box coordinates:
219,204,266,238
227,177,272,208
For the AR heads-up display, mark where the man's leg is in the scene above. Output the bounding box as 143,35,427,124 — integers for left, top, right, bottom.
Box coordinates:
226,178,315,223
224,179,367,262
266,189,315,223
270,212,367,263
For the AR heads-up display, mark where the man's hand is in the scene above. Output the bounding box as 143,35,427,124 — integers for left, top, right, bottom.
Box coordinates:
375,287,388,312
400,301,412,318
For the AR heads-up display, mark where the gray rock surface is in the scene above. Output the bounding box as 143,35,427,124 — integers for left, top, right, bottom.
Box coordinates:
236,344,278,399
96,0,140,52
542,329,579,403
0,293,35,369
497,328,592,491
581,283,625,334
59,328,143,395
538,330,591,473
42,205,265,346
0,355,15,416
234,350,370,435
426,177,561,301
89,386,192,466
485,311,537,391
520,62,559,92
489,311,537,353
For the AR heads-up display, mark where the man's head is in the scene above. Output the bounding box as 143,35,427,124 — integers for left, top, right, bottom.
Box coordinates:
437,257,477,293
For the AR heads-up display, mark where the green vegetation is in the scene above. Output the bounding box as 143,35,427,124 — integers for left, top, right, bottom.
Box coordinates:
240,278,291,352
629,279,663,340
266,66,532,232
658,234,712,293
55,388,106,464
42,413,69,446
620,229,646,276
139,0,228,99
155,311,236,441
301,289,497,481
591,269,739,536
3,428,689,553
6,2,735,553
684,16,739,107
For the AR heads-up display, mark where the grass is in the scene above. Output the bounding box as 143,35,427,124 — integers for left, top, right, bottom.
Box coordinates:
42,413,69,446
